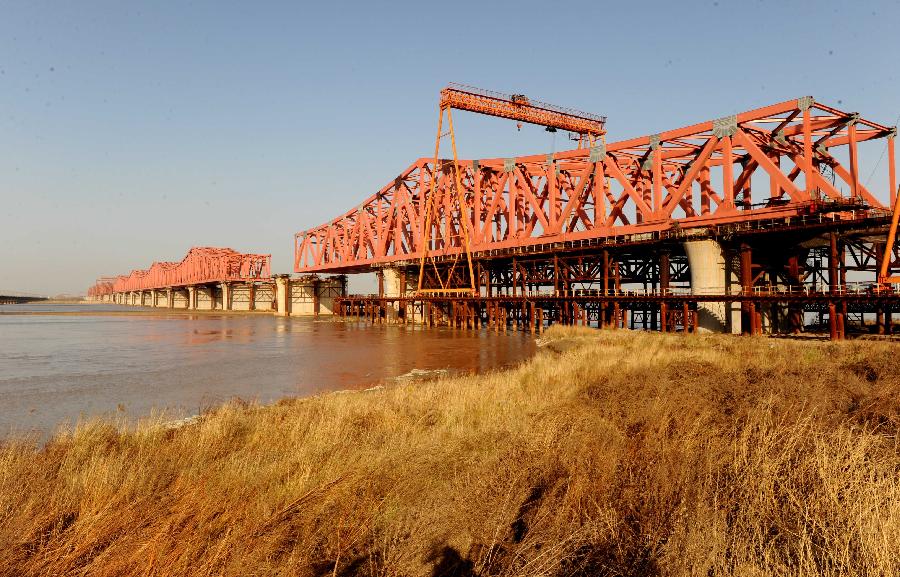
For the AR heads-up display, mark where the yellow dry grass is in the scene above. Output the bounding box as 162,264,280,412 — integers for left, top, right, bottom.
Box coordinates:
1,328,899,576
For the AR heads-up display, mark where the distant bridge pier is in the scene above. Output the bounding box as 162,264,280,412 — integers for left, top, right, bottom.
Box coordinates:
377,267,409,321
275,275,347,317
221,282,233,311
274,276,290,316
102,280,287,311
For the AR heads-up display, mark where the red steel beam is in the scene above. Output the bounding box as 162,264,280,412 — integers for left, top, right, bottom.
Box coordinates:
88,247,271,295
295,97,896,274
441,84,606,136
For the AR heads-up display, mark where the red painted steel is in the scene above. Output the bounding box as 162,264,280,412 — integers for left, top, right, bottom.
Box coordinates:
86,277,117,298
295,97,896,273
441,84,606,136
89,247,270,296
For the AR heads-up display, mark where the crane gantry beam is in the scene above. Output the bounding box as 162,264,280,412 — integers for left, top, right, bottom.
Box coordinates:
416,85,609,294
440,83,606,138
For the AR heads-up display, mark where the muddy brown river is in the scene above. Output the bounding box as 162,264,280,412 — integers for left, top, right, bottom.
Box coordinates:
0,303,536,438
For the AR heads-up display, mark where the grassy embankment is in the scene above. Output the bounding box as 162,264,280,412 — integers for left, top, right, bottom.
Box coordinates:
1,328,899,576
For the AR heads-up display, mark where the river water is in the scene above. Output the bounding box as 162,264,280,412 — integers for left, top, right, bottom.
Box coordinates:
0,304,536,438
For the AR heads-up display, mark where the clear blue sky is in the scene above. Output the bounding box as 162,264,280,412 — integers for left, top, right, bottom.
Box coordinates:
2,0,898,295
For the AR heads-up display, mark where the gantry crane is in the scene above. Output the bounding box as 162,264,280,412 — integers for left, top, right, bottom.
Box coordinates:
416,84,607,295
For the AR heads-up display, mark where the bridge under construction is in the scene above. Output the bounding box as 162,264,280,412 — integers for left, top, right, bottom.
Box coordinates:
292,86,900,339
88,85,900,339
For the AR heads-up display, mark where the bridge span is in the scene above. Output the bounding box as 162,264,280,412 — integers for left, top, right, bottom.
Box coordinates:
88,247,346,316
294,96,900,339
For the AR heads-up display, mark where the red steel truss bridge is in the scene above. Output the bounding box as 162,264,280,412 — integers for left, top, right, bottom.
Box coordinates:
295,96,895,273
295,93,900,339
88,247,271,297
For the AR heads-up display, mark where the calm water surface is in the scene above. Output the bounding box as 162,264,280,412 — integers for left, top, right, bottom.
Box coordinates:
0,304,536,437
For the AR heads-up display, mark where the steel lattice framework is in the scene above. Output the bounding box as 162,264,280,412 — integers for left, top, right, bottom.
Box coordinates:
88,247,271,296
295,97,896,274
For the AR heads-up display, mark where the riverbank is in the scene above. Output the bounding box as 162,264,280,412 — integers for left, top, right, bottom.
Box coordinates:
1,328,898,576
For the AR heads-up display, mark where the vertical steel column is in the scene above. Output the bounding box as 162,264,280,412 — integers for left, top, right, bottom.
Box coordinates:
829,232,846,335
875,243,885,334
660,251,670,332
787,254,802,334
740,243,753,335
829,302,838,340
602,249,610,327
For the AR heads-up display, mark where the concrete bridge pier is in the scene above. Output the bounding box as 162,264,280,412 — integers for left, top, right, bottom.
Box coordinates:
221,282,233,311
275,275,346,317
377,267,410,322
684,239,740,333
275,276,291,316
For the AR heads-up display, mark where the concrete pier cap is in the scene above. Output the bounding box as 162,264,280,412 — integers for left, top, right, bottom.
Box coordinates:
684,238,738,333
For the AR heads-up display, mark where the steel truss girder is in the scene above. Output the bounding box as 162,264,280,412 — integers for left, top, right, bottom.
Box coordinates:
88,247,271,295
295,97,895,274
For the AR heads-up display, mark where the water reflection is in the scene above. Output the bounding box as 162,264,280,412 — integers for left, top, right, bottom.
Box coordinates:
0,304,536,438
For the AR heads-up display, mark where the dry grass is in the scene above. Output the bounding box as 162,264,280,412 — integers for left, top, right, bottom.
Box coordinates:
1,328,899,576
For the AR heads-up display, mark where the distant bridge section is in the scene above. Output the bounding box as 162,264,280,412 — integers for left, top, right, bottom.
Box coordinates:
0,292,48,305
88,247,346,316
96,247,271,294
